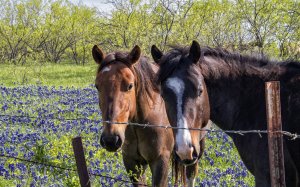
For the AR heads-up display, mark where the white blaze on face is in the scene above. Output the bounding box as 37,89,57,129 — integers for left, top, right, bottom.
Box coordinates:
165,77,192,149
101,66,111,73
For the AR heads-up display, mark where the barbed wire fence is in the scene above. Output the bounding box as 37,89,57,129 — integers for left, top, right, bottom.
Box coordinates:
1,113,299,186
1,114,299,139
0,81,299,186
1,114,300,186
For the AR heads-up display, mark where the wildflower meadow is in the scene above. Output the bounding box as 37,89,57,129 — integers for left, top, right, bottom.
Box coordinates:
0,85,254,186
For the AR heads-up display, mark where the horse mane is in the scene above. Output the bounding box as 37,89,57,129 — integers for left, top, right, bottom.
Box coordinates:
133,56,160,100
157,45,300,83
98,51,159,101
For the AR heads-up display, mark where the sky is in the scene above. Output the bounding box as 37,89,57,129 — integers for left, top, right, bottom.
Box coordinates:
69,0,113,12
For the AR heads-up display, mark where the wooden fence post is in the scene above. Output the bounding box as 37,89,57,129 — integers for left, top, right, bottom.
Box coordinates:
265,81,286,187
72,136,91,187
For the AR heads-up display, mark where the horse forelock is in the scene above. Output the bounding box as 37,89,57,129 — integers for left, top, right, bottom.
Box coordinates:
97,52,131,73
157,47,189,84
96,51,159,102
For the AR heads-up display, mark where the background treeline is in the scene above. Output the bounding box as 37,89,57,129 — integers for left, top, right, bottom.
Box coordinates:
0,0,299,65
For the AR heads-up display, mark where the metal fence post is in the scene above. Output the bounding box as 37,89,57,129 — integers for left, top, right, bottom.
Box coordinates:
72,136,91,187
265,81,286,187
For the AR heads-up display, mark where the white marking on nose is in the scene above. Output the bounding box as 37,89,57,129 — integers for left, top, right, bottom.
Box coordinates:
101,66,111,73
166,77,192,159
187,177,195,187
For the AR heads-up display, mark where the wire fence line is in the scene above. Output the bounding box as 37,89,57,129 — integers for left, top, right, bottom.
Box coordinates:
100,121,300,140
0,113,298,186
1,114,299,140
0,154,149,186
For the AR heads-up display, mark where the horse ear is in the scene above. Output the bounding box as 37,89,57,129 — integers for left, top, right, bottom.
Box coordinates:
128,45,141,64
92,45,105,64
188,40,201,64
151,45,163,64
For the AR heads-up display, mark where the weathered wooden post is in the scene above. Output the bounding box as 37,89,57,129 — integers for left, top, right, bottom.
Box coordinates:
265,81,286,187
72,136,91,187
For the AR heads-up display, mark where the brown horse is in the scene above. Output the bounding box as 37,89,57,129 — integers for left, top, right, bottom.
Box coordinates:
151,40,300,186
93,45,202,186
92,45,173,186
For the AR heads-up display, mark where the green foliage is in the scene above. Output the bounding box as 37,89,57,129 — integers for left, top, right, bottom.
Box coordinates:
0,177,15,187
0,0,299,65
0,62,97,87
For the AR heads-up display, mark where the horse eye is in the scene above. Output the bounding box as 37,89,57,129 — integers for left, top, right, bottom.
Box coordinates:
127,83,134,91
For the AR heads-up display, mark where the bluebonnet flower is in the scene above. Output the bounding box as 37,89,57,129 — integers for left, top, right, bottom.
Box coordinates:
8,163,15,172
2,103,8,111
89,150,93,158
0,85,254,186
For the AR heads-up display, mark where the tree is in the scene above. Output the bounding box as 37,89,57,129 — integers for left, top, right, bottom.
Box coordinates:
0,0,34,64
68,5,98,64
0,0,298,64
237,0,283,55
40,0,74,63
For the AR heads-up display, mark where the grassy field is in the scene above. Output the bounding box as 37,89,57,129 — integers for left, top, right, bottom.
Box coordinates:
0,63,254,186
0,63,98,87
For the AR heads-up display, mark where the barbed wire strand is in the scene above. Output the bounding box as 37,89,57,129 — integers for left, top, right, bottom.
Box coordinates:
0,154,148,186
1,113,299,186
1,114,299,139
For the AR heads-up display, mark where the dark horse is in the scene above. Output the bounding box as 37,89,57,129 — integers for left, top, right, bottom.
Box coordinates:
151,40,300,186
151,42,211,186
92,45,207,186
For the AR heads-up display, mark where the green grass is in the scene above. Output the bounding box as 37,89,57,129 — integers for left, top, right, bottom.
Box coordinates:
0,62,98,87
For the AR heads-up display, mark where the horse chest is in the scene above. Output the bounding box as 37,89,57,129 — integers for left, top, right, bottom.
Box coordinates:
230,134,269,175
136,128,170,159
123,126,170,160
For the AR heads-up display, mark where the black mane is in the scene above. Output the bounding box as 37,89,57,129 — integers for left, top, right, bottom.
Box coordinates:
157,45,300,84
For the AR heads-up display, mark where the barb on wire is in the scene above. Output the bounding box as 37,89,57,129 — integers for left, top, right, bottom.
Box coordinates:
281,131,299,140
1,114,299,139
0,154,148,186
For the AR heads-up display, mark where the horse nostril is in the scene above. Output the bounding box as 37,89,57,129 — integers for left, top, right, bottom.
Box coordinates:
115,135,122,147
192,147,198,159
115,135,119,143
100,136,106,148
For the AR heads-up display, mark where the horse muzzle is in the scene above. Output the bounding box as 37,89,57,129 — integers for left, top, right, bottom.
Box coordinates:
100,134,123,152
174,144,198,166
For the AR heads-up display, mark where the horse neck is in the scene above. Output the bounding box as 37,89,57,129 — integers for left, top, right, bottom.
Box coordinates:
135,90,168,124
200,56,277,131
